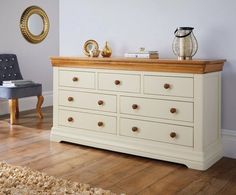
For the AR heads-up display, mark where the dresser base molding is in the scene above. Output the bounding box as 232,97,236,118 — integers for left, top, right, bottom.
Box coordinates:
51,127,223,170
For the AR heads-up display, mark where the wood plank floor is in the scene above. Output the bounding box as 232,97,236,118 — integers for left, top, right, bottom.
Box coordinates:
0,107,236,195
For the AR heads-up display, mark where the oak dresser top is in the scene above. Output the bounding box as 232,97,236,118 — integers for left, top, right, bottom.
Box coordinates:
51,57,226,74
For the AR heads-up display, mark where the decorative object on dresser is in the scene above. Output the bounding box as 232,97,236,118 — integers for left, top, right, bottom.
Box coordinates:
83,39,100,57
124,52,159,59
50,57,225,170
124,48,159,59
172,27,198,60
101,41,112,57
0,54,44,125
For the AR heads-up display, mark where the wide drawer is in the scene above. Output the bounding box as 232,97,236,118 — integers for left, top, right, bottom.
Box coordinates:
120,96,193,122
59,109,117,134
98,73,140,93
59,90,117,112
144,75,193,97
59,70,95,89
120,118,193,147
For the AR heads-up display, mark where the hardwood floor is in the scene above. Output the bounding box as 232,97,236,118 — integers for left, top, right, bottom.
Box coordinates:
0,107,236,195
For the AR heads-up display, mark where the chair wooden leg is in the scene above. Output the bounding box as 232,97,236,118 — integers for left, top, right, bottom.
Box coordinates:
15,99,19,119
9,99,17,125
36,95,44,119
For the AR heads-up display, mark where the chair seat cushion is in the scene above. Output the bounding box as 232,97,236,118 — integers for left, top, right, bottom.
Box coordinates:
0,83,42,99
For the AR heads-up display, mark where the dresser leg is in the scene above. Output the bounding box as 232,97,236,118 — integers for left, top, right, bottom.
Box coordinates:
36,95,44,119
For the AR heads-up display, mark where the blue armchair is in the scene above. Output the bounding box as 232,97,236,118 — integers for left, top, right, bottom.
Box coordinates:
0,54,43,125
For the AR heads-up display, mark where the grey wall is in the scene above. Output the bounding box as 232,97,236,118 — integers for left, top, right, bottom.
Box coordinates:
0,0,59,92
59,0,236,131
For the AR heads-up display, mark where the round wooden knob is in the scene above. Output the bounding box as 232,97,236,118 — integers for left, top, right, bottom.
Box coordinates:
67,117,73,122
97,121,104,127
98,100,104,105
132,104,138,110
132,127,138,132
164,83,170,89
170,108,177,114
72,77,79,82
68,97,74,102
170,132,177,138
114,80,121,85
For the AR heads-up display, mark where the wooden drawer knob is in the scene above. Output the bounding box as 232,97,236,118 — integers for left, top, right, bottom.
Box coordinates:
68,97,74,102
114,80,121,85
170,108,177,114
72,77,79,82
132,104,139,110
67,117,74,122
170,132,177,138
98,100,104,105
164,83,170,89
132,127,138,132
97,121,104,127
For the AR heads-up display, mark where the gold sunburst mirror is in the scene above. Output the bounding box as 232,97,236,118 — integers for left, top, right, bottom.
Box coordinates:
20,6,49,44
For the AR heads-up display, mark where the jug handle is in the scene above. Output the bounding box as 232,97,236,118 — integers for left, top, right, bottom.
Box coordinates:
174,28,192,38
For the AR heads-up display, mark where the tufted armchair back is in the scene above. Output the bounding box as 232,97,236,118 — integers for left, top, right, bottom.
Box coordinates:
0,54,23,85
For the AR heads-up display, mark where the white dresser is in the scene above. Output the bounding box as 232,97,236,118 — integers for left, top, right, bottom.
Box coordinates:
51,57,225,170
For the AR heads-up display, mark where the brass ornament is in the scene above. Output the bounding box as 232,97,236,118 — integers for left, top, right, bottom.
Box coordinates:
83,40,99,57
101,41,112,57
20,6,49,44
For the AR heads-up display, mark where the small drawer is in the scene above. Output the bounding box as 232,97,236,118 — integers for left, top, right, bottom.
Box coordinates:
98,73,140,93
144,75,193,97
59,90,117,113
120,118,193,147
120,96,193,122
59,70,95,89
59,110,117,134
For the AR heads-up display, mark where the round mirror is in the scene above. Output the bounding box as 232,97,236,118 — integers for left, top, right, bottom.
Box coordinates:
20,6,49,44
28,14,44,36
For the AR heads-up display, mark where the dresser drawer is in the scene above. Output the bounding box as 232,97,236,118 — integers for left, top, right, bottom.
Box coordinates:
120,96,193,122
98,73,140,93
59,70,95,89
144,75,193,97
120,118,193,147
59,90,117,112
59,110,117,134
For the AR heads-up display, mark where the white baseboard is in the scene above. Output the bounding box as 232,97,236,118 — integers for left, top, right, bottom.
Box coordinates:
0,91,53,115
222,129,236,159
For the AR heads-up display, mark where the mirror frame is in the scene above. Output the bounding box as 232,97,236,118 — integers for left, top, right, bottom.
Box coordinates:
20,6,49,44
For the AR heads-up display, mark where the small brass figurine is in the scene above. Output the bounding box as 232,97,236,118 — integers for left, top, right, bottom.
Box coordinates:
101,41,112,57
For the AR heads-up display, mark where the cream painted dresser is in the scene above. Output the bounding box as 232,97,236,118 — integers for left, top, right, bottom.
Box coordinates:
51,57,225,170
